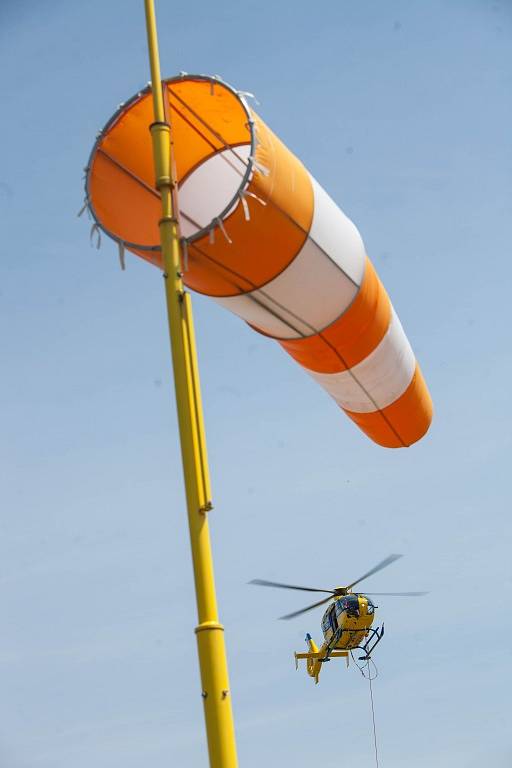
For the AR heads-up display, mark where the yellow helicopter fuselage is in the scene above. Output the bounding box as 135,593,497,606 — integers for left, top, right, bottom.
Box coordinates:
295,593,378,683
255,553,419,684
321,594,375,650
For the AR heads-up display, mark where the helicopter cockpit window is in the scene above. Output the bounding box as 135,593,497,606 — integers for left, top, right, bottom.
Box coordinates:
345,595,360,615
366,598,375,615
335,596,360,615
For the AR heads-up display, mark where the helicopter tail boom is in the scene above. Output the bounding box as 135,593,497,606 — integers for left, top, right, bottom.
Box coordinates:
294,634,349,684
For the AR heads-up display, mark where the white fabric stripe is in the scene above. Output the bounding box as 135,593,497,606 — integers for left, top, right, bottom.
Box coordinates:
212,175,366,339
308,177,366,287
305,309,416,413
178,146,251,238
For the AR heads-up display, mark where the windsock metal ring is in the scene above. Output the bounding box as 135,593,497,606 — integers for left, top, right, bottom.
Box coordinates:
85,74,433,448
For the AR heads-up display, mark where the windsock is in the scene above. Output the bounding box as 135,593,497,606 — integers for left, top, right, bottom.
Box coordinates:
85,74,432,448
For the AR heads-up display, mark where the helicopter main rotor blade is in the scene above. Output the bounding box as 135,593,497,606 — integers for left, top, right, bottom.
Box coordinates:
279,595,333,621
346,554,403,591
360,591,429,597
249,579,334,595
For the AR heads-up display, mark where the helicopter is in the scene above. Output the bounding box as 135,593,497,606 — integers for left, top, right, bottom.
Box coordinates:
251,554,427,684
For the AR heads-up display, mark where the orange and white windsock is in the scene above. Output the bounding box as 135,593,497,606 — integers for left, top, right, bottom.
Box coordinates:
86,74,433,448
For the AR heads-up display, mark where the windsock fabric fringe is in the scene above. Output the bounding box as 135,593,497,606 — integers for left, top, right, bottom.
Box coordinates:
86,75,433,448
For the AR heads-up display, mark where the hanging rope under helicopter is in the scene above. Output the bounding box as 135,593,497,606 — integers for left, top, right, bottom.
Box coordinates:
351,652,380,768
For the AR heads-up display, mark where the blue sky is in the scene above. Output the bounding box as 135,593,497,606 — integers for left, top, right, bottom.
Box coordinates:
0,1,511,766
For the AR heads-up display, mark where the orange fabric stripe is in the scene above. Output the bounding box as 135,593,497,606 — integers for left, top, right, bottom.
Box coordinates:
89,79,314,294
343,364,433,447
184,115,314,297
89,152,161,247
184,191,307,296
278,258,391,372
250,116,313,236
99,94,156,192
166,81,251,183
131,246,162,269
88,79,253,267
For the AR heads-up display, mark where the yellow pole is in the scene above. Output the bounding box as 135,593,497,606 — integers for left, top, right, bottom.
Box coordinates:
143,2,238,766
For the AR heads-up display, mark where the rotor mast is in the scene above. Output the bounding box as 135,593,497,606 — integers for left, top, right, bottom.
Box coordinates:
143,2,238,766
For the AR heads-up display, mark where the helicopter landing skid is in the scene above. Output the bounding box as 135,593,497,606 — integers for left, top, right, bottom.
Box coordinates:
355,624,384,661
318,624,384,664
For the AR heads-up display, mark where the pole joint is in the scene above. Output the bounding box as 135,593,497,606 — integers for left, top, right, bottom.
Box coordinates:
155,176,173,191
150,119,170,129
195,621,225,635
149,121,173,189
